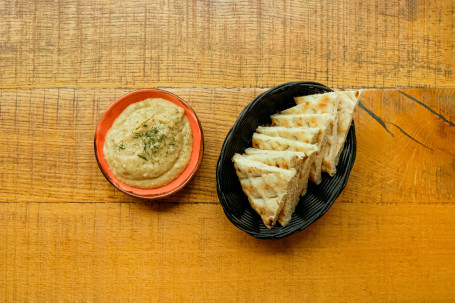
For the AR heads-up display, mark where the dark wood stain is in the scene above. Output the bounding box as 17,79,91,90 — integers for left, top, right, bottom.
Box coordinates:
388,122,434,151
359,98,435,151
358,101,393,135
399,91,455,127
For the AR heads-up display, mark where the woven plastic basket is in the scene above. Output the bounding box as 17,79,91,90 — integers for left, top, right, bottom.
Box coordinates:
216,82,356,239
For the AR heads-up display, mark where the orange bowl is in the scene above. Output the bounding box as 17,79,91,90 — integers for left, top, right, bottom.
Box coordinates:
94,89,204,199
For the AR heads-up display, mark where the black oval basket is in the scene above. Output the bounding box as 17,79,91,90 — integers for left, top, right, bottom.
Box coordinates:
216,82,356,239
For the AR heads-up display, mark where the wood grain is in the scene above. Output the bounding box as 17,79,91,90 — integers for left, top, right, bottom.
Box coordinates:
1,201,454,302
0,0,454,89
0,88,453,203
1,0,455,301
351,88,455,204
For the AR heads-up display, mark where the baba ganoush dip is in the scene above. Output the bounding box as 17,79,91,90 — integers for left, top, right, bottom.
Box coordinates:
103,98,193,189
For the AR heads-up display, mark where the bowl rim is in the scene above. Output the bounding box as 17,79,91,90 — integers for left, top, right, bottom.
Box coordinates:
216,81,356,239
94,89,204,199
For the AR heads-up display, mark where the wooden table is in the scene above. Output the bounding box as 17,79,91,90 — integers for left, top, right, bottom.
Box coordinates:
1,1,454,301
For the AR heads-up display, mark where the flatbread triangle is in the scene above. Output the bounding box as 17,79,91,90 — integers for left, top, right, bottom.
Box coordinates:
241,151,305,226
232,153,300,229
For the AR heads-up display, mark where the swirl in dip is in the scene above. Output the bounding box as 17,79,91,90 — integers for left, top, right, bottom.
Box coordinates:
103,98,193,189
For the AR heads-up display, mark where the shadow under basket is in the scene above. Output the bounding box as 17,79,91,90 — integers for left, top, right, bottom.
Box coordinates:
216,81,356,239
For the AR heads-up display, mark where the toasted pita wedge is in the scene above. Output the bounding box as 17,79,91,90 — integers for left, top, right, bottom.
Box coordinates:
243,149,315,224
282,96,339,175
232,154,299,229
294,91,360,166
252,133,318,155
334,91,359,164
252,132,321,184
269,114,334,183
244,148,314,197
293,92,328,103
254,126,320,181
271,113,333,129
245,148,308,159
287,93,339,116
256,126,320,144
240,153,303,227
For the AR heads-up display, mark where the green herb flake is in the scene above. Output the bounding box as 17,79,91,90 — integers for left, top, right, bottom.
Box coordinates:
132,125,167,160
137,154,148,161
143,124,148,127
118,141,127,151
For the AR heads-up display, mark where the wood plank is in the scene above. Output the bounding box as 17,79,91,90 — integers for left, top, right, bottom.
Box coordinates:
0,88,454,203
0,0,454,89
0,201,454,302
0,87,265,203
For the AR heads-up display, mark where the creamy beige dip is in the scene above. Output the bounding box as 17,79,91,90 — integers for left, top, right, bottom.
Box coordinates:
103,98,193,189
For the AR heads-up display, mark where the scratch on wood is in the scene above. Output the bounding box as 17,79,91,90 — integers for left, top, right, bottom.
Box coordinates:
388,122,434,151
398,90,455,127
399,148,416,190
358,101,393,135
